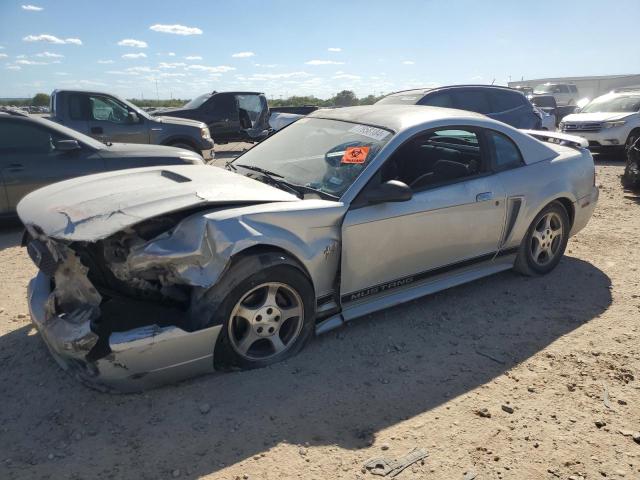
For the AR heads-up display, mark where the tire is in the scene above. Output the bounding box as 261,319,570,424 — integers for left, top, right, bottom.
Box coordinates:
514,202,570,276
201,255,315,370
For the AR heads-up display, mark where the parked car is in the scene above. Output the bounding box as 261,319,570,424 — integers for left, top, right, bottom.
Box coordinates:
49,89,214,159
0,108,204,218
376,85,542,129
151,91,271,144
533,83,580,106
19,105,598,391
559,91,640,151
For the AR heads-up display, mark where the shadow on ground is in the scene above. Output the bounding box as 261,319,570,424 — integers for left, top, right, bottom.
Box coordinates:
0,256,611,479
0,224,23,251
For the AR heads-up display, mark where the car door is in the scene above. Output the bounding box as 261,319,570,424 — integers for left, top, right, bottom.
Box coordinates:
0,118,104,210
205,93,240,143
85,94,148,144
340,127,506,304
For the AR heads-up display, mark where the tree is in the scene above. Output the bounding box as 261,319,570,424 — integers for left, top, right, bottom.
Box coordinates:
32,93,50,107
332,90,357,107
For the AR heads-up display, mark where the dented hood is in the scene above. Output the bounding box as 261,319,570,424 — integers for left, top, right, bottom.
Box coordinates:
17,165,299,242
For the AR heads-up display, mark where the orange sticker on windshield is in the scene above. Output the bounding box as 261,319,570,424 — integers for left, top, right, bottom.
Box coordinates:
341,146,370,164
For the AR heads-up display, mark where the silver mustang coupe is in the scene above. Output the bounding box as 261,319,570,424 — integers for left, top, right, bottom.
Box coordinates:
19,105,599,391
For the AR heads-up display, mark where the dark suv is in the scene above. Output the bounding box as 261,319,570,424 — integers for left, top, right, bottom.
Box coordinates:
376,85,542,130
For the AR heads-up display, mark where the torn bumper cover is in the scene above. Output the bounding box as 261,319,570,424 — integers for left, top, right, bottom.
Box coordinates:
28,271,221,393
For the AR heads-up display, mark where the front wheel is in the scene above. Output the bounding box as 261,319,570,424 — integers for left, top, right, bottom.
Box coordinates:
207,257,316,370
514,202,570,276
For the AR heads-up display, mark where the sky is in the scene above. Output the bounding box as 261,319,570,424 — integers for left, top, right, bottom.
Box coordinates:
1,0,639,100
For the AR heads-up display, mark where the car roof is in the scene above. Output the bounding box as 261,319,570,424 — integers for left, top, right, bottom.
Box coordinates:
307,104,488,132
384,84,524,98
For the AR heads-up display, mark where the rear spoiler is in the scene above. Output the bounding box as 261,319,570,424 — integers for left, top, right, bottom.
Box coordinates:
521,129,589,149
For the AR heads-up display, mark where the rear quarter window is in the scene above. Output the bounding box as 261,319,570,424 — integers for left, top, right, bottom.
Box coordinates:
490,91,525,112
451,90,492,114
419,92,454,108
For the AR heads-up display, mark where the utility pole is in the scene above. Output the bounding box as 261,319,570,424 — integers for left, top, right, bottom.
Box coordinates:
155,79,159,102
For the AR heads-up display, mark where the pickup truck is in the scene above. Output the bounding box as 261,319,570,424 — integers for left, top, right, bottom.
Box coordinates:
151,91,272,144
50,89,214,160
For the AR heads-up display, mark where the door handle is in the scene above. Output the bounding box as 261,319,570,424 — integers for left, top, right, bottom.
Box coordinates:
91,127,103,134
476,192,494,202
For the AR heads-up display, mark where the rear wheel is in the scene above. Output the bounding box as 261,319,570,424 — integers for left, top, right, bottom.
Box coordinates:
514,202,570,276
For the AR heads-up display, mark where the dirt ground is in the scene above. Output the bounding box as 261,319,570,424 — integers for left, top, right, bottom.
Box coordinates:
1,156,639,480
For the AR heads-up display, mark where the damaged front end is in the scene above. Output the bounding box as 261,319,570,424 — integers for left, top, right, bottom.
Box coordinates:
25,218,222,393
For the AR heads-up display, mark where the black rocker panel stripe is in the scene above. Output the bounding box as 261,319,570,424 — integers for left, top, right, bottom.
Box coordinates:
341,246,519,304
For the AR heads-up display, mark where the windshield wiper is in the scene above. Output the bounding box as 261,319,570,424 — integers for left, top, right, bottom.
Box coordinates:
235,164,302,197
235,164,284,178
235,164,338,200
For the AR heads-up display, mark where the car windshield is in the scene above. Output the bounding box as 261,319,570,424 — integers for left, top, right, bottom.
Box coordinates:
533,84,557,94
375,92,426,105
231,117,393,198
581,95,640,113
183,93,212,109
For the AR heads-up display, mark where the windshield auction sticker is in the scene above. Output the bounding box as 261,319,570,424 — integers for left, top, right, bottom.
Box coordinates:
342,146,370,164
349,124,391,141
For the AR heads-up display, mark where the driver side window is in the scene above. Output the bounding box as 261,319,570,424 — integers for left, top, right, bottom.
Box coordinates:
89,95,130,124
381,128,484,191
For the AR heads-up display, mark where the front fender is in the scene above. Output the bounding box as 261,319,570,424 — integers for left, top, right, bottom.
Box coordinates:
122,201,346,300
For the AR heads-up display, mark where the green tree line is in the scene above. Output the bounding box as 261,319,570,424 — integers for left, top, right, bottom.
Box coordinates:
1,90,385,109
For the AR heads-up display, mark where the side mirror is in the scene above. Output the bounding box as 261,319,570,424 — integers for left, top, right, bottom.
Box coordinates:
364,180,412,205
128,111,139,124
54,139,81,152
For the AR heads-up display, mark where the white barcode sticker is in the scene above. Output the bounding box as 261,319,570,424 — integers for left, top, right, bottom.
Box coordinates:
349,124,391,141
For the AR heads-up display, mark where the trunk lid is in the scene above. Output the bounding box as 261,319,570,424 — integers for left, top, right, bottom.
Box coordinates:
17,165,298,241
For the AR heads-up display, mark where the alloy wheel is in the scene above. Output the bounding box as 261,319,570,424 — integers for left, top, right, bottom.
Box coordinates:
228,282,304,361
529,212,564,266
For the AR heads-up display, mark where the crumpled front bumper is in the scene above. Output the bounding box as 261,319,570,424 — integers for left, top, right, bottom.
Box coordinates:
28,272,221,393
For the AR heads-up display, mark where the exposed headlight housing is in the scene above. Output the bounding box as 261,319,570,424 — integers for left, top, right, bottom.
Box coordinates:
603,120,626,128
558,122,565,130
201,127,211,139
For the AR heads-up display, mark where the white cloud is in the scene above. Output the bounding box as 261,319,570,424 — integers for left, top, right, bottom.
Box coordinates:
16,59,47,65
402,60,415,65
0,53,7,58
23,34,82,45
231,51,255,58
97,59,114,64
254,63,277,68
35,51,64,58
168,52,175,56
249,71,310,80
159,72,186,77
185,64,235,73
122,52,147,59
117,39,148,48
328,47,341,52
305,60,345,65
185,55,202,60
22,4,43,11
158,62,186,69
7,65,22,70
149,24,203,35
333,73,361,80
